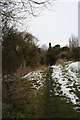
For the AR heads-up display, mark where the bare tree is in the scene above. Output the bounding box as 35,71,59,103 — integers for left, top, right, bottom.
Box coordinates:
1,0,55,23
69,35,78,48
0,0,56,39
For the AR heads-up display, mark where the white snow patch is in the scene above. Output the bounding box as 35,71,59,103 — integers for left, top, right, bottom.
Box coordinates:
68,62,80,72
51,62,80,105
22,70,42,80
22,70,45,90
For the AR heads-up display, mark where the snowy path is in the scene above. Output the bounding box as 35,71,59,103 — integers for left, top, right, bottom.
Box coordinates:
21,61,80,117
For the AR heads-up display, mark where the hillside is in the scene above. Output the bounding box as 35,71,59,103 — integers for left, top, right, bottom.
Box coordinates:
3,61,80,118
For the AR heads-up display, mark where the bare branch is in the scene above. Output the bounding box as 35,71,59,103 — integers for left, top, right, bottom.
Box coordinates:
30,0,49,5
1,0,56,31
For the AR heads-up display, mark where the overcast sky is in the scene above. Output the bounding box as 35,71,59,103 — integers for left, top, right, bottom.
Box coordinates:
29,0,78,47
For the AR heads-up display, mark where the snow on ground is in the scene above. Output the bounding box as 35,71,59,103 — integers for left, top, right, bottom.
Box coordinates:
22,70,42,80
22,70,46,90
51,61,80,107
68,62,80,72
21,61,80,110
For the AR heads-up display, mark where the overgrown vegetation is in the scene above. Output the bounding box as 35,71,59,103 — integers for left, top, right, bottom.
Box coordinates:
2,27,80,75
3,67,80,118
2,26,80,118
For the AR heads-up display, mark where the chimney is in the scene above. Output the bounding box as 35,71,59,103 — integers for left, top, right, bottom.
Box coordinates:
49,43,51,49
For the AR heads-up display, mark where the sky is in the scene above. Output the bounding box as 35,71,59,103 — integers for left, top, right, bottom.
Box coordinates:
29,0,78,47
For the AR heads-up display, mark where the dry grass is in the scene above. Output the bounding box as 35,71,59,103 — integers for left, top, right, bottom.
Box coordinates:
16,65,47,78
